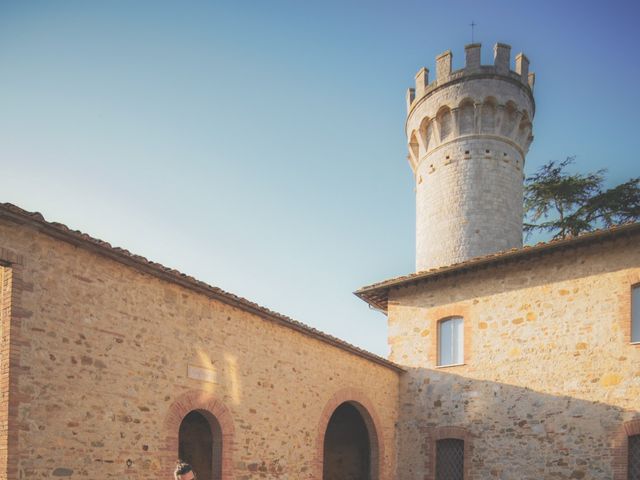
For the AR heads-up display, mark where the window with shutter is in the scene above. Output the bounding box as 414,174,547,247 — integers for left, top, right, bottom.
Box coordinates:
438,317,464,366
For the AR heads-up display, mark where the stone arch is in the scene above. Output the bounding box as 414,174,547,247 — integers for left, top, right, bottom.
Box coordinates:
517,111,533,149
480,96,498,134
179,410,221,480
163,390,235,480
500,100,519,137
418,116,433,154
315,388,385,480
408,130,420,168
457,98,475,135
436,106,453,143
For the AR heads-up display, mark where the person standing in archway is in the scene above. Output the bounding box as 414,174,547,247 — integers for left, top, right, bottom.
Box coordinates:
174,461,196,480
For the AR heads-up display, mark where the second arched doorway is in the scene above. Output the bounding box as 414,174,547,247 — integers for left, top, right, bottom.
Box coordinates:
322,401,378,480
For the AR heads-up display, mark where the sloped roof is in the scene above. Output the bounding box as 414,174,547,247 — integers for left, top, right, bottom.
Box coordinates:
355,222,640,312
0,203,403,372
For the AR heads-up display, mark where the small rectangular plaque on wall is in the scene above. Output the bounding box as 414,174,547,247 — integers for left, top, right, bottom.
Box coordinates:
187,365,216,383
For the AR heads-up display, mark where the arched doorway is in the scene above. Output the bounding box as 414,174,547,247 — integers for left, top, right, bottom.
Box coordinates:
178,410,222,480
323,402,374,480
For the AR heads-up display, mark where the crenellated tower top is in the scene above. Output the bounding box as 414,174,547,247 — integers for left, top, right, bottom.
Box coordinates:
405,42,536,272
406,43,535,114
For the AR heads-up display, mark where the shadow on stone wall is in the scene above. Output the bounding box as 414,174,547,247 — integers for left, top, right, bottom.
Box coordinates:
398,366,638,480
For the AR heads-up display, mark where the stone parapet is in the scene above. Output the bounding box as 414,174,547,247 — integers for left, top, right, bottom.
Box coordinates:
407,43,534,116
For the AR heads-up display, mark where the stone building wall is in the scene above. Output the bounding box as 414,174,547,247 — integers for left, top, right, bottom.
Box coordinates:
388,235,640,479
0,216,400,480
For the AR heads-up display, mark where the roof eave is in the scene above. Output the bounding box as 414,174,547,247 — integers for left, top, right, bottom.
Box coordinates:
355,222,640,313
0,203,405,373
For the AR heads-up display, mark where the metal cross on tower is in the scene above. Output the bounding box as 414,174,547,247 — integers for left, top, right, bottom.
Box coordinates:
469,21,477,43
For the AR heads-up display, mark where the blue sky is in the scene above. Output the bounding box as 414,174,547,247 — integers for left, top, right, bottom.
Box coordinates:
1,0,638,356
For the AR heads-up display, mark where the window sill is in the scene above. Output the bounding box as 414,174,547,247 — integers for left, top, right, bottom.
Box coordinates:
631,341,640,345
435,363,466,369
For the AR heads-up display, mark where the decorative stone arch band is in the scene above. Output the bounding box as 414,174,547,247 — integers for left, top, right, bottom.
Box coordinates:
163,390,235,480
315,388,386,480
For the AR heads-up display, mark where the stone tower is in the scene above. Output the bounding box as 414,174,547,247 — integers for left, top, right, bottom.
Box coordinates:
406,43,535,271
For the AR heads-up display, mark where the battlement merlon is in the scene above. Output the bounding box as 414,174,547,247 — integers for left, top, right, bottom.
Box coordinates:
435,50,452,82
408,43,535,112
494,43,511,74
415,67,429,97
406,87,415,111
515,53,529,84
465,43,481,70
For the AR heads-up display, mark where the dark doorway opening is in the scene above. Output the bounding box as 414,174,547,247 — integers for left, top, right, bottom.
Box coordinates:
178,410,222,480
323,402,372,480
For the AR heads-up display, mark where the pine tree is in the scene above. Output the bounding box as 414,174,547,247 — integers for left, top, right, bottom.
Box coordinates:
524,157,640,240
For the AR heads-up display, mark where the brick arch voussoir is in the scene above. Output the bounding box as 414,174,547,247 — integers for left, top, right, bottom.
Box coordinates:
163,390,235,480
315,388,385,480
